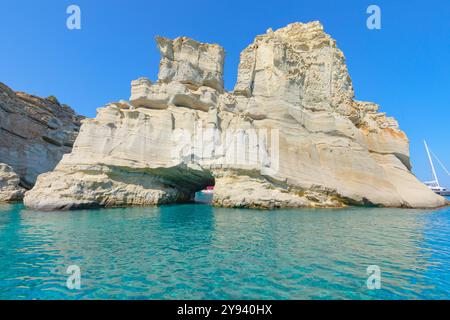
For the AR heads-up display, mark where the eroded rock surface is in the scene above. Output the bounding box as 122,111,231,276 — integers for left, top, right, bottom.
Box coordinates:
25,22,446,210
156,36,225,92
0,82,83,201
0,163,25,202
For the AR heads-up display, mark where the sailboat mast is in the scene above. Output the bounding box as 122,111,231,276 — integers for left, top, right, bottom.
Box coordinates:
424,140,440,187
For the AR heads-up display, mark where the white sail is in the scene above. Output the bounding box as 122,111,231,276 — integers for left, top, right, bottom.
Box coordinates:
423,140,450,196
424,140,440,187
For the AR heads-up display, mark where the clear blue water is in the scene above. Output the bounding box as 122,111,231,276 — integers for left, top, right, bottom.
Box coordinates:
0,200,449,300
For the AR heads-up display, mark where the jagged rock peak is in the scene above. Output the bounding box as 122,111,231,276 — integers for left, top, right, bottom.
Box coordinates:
267,21,330,40
234,21,354,114
156,36,225,92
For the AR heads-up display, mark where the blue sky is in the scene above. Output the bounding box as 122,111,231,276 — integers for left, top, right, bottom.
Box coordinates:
1,0,449,186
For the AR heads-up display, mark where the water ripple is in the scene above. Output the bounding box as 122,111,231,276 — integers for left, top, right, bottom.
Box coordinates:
0,203,449,299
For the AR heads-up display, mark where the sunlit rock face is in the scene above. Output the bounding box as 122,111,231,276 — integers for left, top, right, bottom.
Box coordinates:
156,36,225,92
24,22,446,210
0,163,25,202
0,82,83,201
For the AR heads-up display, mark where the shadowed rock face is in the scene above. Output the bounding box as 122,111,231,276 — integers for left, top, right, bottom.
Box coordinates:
24,22,446,210
0,82,83,201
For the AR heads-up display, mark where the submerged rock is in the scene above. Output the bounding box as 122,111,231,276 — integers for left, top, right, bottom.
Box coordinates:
25,22,446,210
0,82,83,201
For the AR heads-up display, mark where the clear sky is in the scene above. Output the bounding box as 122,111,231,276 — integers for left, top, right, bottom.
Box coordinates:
1,0,449,187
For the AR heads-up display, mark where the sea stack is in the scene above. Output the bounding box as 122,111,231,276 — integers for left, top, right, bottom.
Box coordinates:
24,22,446,210
0,82,83,201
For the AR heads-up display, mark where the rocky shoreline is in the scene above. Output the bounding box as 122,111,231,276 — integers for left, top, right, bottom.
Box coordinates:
3,22,447,210
0,82,83,202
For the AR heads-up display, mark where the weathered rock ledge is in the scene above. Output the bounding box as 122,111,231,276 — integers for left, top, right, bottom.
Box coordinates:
0,82,83,202
24,22,446,210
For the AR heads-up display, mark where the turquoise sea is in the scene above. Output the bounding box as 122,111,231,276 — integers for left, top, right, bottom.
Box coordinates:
0,198,449,300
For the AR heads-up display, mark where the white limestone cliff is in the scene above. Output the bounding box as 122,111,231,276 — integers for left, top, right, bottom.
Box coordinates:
24,22,447,210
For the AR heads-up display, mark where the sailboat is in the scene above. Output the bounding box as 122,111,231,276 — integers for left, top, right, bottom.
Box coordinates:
423,140,450,196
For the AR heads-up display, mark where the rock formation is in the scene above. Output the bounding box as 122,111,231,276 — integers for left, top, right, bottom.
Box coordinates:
0,82,83,201
0,163,25,202
24,22,446,210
